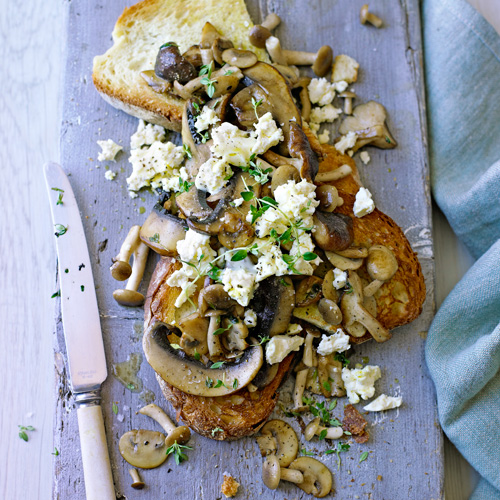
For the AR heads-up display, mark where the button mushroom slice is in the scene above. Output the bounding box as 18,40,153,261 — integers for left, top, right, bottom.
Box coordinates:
317,298,342,325
324,250,364,270
292,368,309,411
212,37,234,66
198,284,238,317
338,101,397,152
363,245,398,297
303,326,321,367
113,241,150,307
143,322,264,396
138,403,191,449
314,164,352,183
110,225,141,281
177,313,210,357
251,276,296,337
270,164,301,194
295,276,323,307
312,211,354,252
248,13,281,48
260,419,299,467
242,62,302,155
222,48,258,69
154,43,197,84
316,185,343,212
140,208,188,256
305,417,344,441
360,4,383,28
288,456,333,498
218,209,255,249
283,46,334,77
340,271,391,342
119,429,167,469
262,454,304,490
288,121,319,181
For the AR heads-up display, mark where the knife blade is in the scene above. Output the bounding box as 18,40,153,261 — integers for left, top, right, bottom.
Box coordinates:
44,161,115,500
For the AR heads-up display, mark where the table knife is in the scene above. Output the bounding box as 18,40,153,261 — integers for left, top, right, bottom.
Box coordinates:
44,162,115,500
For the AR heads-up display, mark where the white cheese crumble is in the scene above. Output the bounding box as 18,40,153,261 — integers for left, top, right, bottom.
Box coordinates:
266,335,304,365
318,129,330,144
341,365,382,404
195,157,233,194
104,170,116,181
363,394,403,412
130,120,166,149
97,139,122,162
359,151,371,164
289,232,322,275
308,122,320,136
332,55,359,84
252,112,284,155
252,207,289,238
211,122,256,166
317,329,351,356
243,309,257,328
233,198,244,207
254,239,289,282
335,131,358,154
353,187,375,218
310,105,342,124
308,78,336,106
195,106,220,132
221,268,257,307
127,141,184,195
332,268,347,289
273,179,319,228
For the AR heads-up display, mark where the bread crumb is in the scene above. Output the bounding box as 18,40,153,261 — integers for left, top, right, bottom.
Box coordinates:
221,473,240,498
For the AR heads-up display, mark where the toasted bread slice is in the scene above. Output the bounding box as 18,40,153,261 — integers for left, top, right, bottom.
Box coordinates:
93,0,267,131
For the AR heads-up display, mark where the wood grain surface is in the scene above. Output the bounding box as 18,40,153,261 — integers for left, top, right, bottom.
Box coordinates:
2,0,492,498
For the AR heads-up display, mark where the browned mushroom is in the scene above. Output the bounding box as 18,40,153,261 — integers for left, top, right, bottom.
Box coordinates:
363,245,398,296
283,46,334,77
360,4,383,28
222,48,258,68
271,165,301,194
248,13,282,48
154,43,197,83
312,211,354,252
288,121,319,181
295,276,323,307
316,185,343,212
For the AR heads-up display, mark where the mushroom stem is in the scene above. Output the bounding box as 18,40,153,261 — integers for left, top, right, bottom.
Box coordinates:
360,4,383,28
305,417,343,441
265,36,287,65
110,225,141,281
282,46,333,77
339,91,356,115
280,467,304,483
363,279,384,297
261,13,281,31
303,330,319,368
262,150,302,171
293,368,309,410
207,315,225,357
283,50,315,65
129,468,145,489
126,242,149,292
138,403,176,434
314,164,352,183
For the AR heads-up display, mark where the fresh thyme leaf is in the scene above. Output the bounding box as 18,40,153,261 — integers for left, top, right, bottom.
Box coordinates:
214,379,225,388
344,282,353,294
112,402,118,415
257,335,270,345
210,361,225,369
149,233,160,243
166,441,192,465
192,102,201,115
207,263,222,282
212,325,231,336
385,136,392,144
178,178,194,193
329,399,337,411
335,442,350,470
19,431,28,442
322,380,332,393
194,350,201,361
51,290,60,298
279,278,290,287
251,97,264,119
52,447,59,456
127,383,135,390
80,285,85,292
52,187,64,205
240,191,254,201
183,143,192,159
325,449,335,455
54,224,67,237
224,70,233,76
319,429,328,440
303,252,318,262
199,63,212,77
261,196,278,206
160,41,178,49
232,379,239,389
359,451,369,463
301,448,315,456
231,249,248,261
205,377,214,388
334,352,350,368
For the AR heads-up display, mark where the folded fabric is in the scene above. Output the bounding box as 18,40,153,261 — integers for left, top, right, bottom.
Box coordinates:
423,0,500,498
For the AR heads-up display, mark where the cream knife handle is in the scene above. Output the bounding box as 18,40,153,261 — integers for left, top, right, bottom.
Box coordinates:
77,404,116,500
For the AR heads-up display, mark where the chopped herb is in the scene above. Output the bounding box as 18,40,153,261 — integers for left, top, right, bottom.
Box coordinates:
211,427,223,436
52,447,59,456
240,190,254,202
279,278,290,287
52,187,64,205
194,350,201,361
205,377,214,388
232,379,239,389
231,249,248,262
344,282,353,294
198,130,210,143
303,252,318,262
224,70,234,76
278,402,301,418
319,429,328,440
112,402,118,415
344,430,352,436
257,335,270,345
199,63,212,76
213,379,226,388
192,102,201,115
160,41,178,49
302,396,340,427
359,451,369,463
324,449,335,455
210,361,225,369
322,380,332,393
183,143,192,159
179,178,194,193
334,352,350,368
239,155,272,185
334,442,350,470
199,62,217,98
51,290,60,298
251,97,264,119
18,425,35,442
212,325,231,336
329,399,337,411
362,356,370,364
385,136,392,144
54,224,67,237
149,233,160,243
80,285,85,292
207,263,222,282
300,448,316,456
166,441,192,465
127,383,135,390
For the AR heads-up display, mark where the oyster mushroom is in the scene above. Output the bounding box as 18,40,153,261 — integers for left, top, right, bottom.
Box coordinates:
182,45,202,67
304,417,343,441
312,211,354,252
324,250,364,270
143,322,264,396
292,368,309,411
303,327,321,367
340,271,391,342
338,101,397,152
257,419,299,467
314,164,352,183
288,121,319,181
154,43,197,83
248,13,281,48
363,245,398,296
230,84,271,127
119,429,167,469
262,454,304,490
288,457,333,498
198,284,238,316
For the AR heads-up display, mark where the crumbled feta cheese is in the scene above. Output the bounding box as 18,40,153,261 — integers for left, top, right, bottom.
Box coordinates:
195,106,220,132
308,122,320,136
127,141,184,194
363,394,403,412
130,119,166,149
332,268,347,289
251,207,289,238
335,131,358,154
266,335,304,365
104,170,116,181
221,268,257,306
342,365,382,404
166,266,198,307
310,105,342,124
332,55,359,84
97,139,122,162
254,239,289,282
233,198,244,207
195,157,233,194
273,179,319,228
360,151,371,164
332,80,349,93
317,329,351,356
286,323,302,335
318,129,330,144
308,78,336,106
243,309,257,328
252,112,283,155
211,122,256,166
289,232,322,275
353,187,375,218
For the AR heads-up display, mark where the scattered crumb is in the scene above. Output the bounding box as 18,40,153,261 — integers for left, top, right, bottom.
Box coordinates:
377,475,383,481
221,473,240,498
117,414,124,422
360,151,371,164
343,404,369,443
105,170,117,181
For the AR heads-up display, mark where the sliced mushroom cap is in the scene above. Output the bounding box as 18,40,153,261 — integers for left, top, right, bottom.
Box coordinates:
295,276,323,307
218,209,255,249
339,101,397,152
143,322,263,396
289,457,333,498
140,208,188,256
366,245,398,281
271,164,301,194
288,121,319,181
165,425,191,448
182,45,202,67
260,419,299,467
312,211,354,252
178,314,210,356
252,362,279,389
322,270,340,302
304,417,321,441
119,429,167,469
154,43,197,83
324,250,364,270
198,284,238,316
251,276,296,336
318,298,342,325
140,69,172,94
222,48,258,68
230,84,270,128
212,37,234,65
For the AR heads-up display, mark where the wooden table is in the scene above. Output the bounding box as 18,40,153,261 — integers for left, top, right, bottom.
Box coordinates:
3,0,498,498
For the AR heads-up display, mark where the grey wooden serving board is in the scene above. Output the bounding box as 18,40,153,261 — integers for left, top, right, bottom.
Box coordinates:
53,0,442,498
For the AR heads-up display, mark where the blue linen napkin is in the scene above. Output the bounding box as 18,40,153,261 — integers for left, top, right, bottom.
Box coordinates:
423,0,500,498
